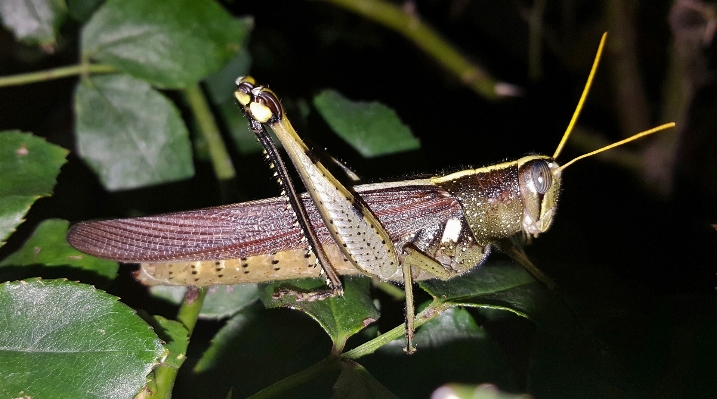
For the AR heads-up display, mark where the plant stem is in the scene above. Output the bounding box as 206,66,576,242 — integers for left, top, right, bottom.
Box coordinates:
247,357,343,399
176,287,208,335
323,0,516,100
249,301,453,397
373,278,405,300
183,84,237,202
605,0,650,136
151,288,208,399
151,363,180,399
527,0,546,80
0,64,115,87
341,301,452,360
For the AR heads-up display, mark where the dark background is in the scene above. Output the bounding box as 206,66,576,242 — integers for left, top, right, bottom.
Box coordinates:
1,1,716,397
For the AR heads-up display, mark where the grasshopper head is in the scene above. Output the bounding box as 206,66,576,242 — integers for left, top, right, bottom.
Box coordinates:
516,155,561,237
512,33,673,239
234,76,284,124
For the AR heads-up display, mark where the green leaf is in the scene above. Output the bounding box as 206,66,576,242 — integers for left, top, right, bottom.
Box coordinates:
0,279,165,399
361,307,517,396
150,284,259,319
380,307,497,354
313,90,420,157
421,259,574,329
0,196,35,247
0,219,118,280
332,360,399,399
0,131,68,246
260,276,380,351
193,302,263,373
420,259,535,301
199,284,260,319
81,0,251,88
149,315,188,369
192,301,334,398
66,0,104,22
0,0,66,45
74,74,194,191
415,306,488,348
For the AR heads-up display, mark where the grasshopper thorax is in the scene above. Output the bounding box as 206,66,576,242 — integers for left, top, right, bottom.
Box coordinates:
516,155,561,238
431,156,561,246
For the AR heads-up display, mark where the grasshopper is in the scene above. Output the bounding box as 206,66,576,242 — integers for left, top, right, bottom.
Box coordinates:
67,33,674,353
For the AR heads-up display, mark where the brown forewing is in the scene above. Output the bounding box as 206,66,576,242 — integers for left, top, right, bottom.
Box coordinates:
67,184,464,263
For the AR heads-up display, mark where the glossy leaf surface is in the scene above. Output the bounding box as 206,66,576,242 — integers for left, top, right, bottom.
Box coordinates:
81,0,249,88
74,74,194,191
0,279,165,399
0,219,118,280
260,276,380,351
0,0,65,45
0,131,67,246
332,360,398,399
150,284,259,320
313,90,420,157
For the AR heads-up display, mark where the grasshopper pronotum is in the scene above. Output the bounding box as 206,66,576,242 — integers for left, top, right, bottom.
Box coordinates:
67,33,674,353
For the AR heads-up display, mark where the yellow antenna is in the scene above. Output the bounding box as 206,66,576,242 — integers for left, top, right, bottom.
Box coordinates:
553,32,608,160
550,32,676,171
558,122,675,171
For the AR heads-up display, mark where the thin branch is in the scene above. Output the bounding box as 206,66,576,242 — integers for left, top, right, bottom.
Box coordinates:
605,0,651,136
0,64,115,87
323,0,520,100
341,301,452,360
151,287,208,398
183,84,237,202
527,0,546,80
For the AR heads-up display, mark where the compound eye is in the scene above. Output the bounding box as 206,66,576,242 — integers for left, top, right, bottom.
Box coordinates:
532,160,552,194
234,78,255,106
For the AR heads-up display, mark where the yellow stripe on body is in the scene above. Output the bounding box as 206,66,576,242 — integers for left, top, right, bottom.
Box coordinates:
430,160,517,185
